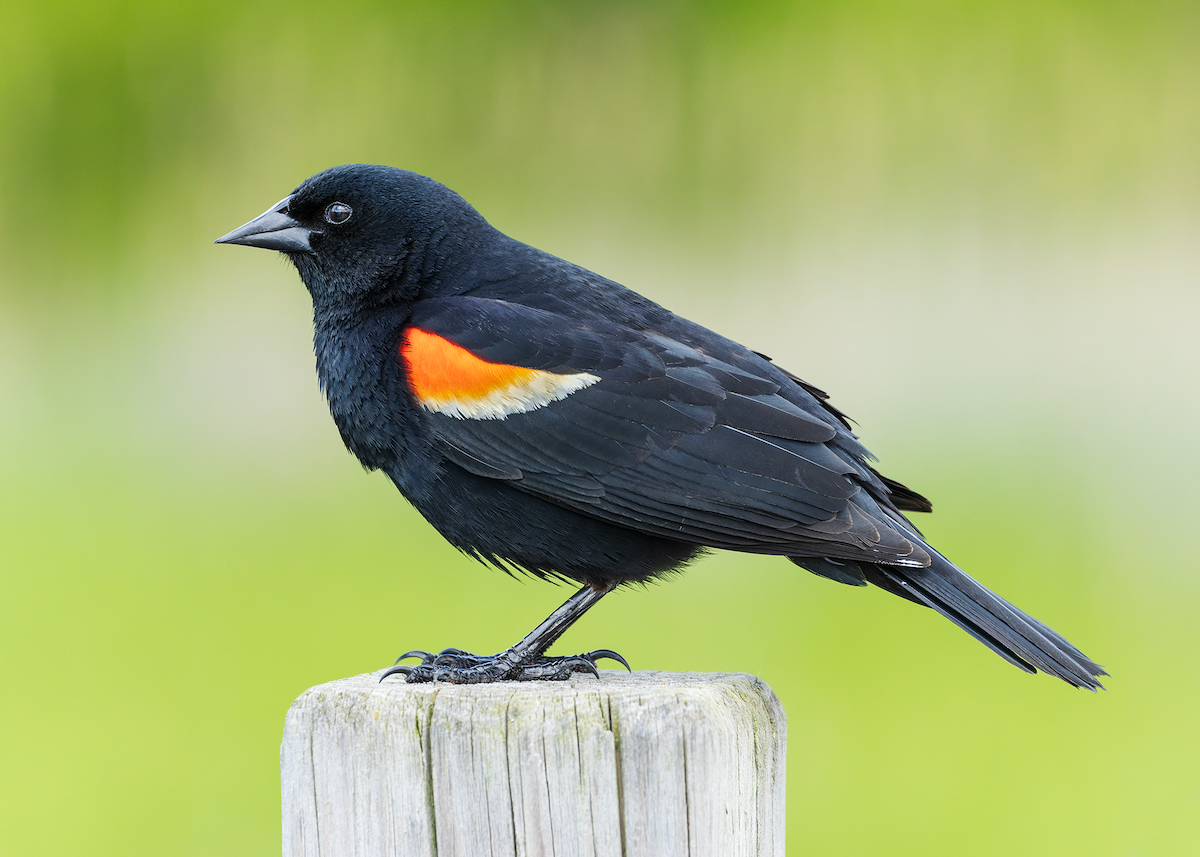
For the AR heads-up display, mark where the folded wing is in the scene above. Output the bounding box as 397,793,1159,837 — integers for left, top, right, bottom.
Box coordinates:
403,296,929,566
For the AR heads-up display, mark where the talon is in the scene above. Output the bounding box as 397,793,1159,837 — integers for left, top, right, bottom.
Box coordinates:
380,664,414,682
586,649,631,672
568,657,601,679
378,639,626,683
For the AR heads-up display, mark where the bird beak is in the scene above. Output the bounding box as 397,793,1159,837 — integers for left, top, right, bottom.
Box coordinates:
215,195,319,254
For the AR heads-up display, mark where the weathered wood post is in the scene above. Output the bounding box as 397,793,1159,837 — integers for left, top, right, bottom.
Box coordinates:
281,670,786,857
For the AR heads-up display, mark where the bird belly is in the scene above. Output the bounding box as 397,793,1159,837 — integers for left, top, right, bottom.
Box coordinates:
391,459,701,587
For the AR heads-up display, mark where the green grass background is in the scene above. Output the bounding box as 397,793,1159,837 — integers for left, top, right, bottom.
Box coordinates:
2,1,1198,854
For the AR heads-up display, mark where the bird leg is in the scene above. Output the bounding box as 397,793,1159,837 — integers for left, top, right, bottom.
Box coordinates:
381,583,629,684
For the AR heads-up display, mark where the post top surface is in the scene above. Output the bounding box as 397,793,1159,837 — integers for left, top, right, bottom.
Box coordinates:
290,669,782,714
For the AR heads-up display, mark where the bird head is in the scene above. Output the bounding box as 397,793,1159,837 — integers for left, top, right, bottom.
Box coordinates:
216,164,494,309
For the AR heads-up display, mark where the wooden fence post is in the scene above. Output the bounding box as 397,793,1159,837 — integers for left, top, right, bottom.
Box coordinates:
281,670,786,857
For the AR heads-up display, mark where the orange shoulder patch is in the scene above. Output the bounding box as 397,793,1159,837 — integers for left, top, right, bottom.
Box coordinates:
402,327,537,402
401,327,599,420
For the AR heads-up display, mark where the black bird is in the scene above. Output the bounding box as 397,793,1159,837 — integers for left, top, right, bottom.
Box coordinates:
217,164,1105,689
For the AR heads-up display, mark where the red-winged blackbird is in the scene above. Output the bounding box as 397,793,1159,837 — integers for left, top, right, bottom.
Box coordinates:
217,164,1104,688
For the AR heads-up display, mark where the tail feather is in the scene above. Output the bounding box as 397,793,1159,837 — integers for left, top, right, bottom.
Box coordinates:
863,554,1106,690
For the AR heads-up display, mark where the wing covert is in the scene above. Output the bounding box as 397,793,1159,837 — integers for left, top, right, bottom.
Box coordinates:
403,296,925,564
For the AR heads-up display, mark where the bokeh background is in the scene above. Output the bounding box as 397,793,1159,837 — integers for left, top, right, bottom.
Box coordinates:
3,1,1198,854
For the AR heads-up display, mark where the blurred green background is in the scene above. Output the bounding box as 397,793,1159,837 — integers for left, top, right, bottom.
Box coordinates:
2,1,1198,854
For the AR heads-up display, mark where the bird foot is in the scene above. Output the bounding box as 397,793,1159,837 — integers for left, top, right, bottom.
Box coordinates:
379,646,630,684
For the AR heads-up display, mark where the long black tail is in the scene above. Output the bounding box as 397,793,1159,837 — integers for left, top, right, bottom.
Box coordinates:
865,552,1106,690
797,552,1106,689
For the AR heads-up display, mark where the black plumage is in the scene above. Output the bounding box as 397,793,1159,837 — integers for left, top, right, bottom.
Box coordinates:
216,164,1105,689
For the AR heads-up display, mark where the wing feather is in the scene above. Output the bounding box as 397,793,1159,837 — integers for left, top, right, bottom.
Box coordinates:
405,296,928,564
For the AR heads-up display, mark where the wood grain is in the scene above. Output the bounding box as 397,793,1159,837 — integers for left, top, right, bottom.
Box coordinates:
282,671,785,857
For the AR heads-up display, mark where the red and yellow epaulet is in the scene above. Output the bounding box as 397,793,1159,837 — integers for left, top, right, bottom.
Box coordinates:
401,328,599,420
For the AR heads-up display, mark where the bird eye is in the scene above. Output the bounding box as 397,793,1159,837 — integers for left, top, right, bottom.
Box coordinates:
324,202,353,224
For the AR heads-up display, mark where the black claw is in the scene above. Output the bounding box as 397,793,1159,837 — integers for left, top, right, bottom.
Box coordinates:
585,649,631,672
380,664,414,682
396,650,431,664
565,656,601,679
